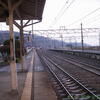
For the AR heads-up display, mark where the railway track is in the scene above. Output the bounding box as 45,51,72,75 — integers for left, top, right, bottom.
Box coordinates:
42,50,100,92
50,51,100,69
37,50,100,100
47,51,100,76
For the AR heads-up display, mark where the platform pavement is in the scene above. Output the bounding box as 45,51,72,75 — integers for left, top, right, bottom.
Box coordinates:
33,50,57,100
21,49,34,100
0,49,57,100
0,49,34,100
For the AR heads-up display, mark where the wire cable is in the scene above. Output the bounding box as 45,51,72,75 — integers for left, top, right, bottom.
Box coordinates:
67,7,100,27
49,0,76,28
49,0,69,28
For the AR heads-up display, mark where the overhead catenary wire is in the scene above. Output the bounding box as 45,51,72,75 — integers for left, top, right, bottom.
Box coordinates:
49,0,76,28
57,0,76,21
84,14,100,26
49,0,70,28
54,0,70,19
67,7,100,27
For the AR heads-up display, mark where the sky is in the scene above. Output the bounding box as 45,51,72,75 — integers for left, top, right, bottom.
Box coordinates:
33,0,100,46
0,0,100,46
33,0,100,30
0,0,100,30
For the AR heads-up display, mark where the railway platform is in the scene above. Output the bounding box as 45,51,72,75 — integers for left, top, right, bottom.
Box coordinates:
32,50,57,100
0,48,57,100
0,49,34,100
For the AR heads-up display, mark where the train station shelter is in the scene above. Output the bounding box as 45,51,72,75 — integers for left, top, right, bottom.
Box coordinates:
0,0,46,92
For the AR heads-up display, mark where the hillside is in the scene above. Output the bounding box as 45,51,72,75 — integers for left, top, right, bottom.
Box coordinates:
0,31,19,44
0,31,89,48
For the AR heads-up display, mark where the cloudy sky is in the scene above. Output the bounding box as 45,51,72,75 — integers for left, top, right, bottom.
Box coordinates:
33,0,100,30
32,0,100,46
0,0,100,31
0,0,100,46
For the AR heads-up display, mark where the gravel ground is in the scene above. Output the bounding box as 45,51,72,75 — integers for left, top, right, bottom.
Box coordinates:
49,50,100,68
40,50,100,93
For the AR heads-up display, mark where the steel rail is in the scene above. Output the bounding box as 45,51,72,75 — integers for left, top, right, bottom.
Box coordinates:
42,56,75,100
48,53,100,76
51,51,100,70
41,53,100,100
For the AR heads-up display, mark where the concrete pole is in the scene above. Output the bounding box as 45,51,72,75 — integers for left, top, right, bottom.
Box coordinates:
69,37,72,50
81,23,84,51
60,26,64,49
8,0,18,91
54,35,55,49
61,34,63,49
99,33,100,50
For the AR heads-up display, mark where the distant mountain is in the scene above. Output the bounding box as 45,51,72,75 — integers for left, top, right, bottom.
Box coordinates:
0,31,90,48
0,31,19,44
32,34,90,49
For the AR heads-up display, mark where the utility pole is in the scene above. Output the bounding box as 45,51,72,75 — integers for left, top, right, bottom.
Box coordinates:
81,23,84,51
60,26,64,49
61,34,63,48
54,33,56,49
99,33,100,50
75,37,77,49
69,37,72,50
47,33,49,49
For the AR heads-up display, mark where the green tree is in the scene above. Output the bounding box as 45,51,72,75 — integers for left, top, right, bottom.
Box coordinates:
3,39,20,58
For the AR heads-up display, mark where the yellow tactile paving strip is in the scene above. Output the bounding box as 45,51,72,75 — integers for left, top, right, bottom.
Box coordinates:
21,49,34,100
21,49,57,100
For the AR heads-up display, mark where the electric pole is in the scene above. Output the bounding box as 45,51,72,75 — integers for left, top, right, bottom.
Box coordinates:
54,33,56,49
99,33,100,50
81,23,84,51
60,26,65,49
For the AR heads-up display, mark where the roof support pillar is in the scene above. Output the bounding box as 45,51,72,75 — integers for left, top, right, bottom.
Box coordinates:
20,19,25,71
14,19,41,71
8,0,18,91
32,20,34,46
14,20,31,71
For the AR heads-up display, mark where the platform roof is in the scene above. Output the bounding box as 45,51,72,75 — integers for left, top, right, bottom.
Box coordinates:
0,0,46,22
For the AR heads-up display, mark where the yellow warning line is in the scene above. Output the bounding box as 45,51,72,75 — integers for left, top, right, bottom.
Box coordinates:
21,49,34,100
